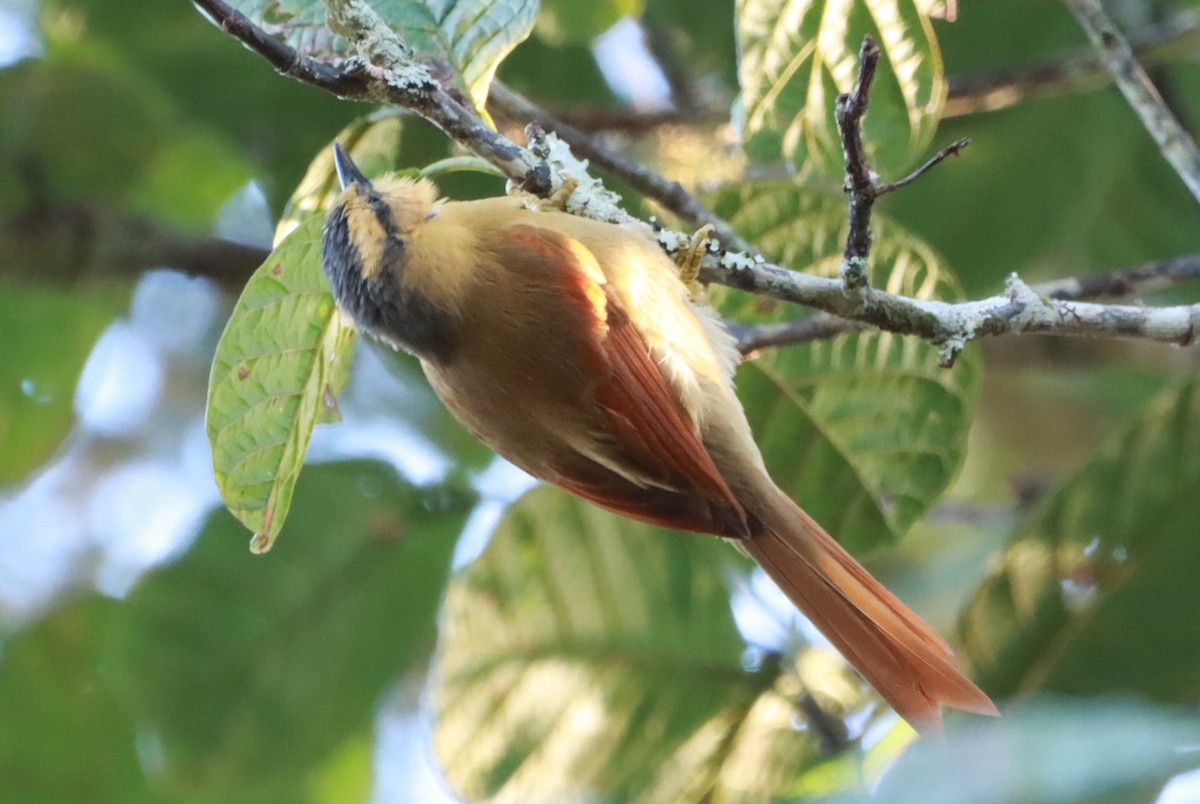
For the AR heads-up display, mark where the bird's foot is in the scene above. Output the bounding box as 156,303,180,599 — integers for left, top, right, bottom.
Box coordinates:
675,224,714,298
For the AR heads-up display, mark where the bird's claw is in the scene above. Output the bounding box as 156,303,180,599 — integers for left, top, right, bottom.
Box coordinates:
676,224,714,299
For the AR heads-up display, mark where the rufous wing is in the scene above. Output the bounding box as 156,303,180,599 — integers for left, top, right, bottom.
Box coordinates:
497,225,750,537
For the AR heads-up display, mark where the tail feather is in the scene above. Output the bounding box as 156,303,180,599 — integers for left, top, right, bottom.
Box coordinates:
742,491,998,733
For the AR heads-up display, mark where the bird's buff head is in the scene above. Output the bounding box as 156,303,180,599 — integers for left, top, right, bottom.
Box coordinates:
322,143,455,361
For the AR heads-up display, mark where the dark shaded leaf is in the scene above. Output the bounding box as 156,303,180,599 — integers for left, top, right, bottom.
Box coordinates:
108,461,472,795
961,381,1200,702
0,598,154,804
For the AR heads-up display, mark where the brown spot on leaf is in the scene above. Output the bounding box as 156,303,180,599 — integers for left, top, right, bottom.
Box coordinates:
237,366,249,380
272,264,283,276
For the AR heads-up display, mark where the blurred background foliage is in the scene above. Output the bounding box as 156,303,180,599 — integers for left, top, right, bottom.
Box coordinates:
1,0,1200,801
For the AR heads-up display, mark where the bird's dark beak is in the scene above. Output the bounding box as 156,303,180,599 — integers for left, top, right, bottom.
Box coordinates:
333,141,370,190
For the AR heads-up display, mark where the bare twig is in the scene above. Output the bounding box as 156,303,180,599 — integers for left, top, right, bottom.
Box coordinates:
488,81,753,253
731,315,869,354
946,8,1200,117
1037,253,1200,301
833,40,969,301
876,138,971,196
1064,0,1200,205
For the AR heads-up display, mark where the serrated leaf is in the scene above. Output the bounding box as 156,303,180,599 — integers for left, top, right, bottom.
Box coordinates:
108,462,471,795
709,182,978,552
206,213,358,550
960,381,1200,702
231,0,538,109
433,488,875,802
736,0,944,178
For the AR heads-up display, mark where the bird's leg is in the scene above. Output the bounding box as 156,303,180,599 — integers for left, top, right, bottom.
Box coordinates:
675,224,714,299
518,177,580,212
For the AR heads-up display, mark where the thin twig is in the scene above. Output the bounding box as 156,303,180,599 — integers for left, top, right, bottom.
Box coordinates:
946,7,1200,118
876,138,971,196
488,81,753,253
1064,0,1200,205
1037,253,1200,300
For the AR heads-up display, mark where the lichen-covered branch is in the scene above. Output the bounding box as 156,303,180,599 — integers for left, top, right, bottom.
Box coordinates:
719,269,1199,364
488,81,753,253
194,0,1200,361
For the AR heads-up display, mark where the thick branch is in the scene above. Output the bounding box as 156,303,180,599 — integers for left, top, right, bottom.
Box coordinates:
734,253,1200,353
1064,0,1200,205
712,265,1199,363
195,1,1200,361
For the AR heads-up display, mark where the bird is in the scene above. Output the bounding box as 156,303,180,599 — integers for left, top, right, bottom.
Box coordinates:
321,142,998,733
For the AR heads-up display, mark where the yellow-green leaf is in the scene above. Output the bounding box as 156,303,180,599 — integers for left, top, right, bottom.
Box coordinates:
206,213,357,551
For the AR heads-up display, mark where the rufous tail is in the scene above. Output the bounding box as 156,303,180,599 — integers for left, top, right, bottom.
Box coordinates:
740,490,999,733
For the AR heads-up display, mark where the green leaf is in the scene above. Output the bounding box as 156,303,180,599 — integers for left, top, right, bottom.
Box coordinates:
108,461,472,796
0,598,154,804
0,284,118,487
231,0,539,109
709,182,979,552
961,380,1200,702
206,213,358,551
433,488,875,802
735,0,944,178
834,699,1200,804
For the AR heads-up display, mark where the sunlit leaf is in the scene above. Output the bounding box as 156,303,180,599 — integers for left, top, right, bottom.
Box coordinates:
735,0,944,177
0,285,118,487
833,699,1200,804
961,381,1200,702
709,182,979,552
0,598,153,804
231,0,538,108
108,461,472,796
206,212,357,551
433,488,876,802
